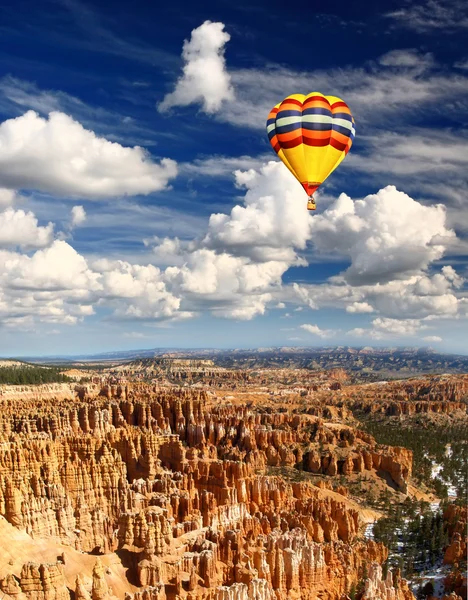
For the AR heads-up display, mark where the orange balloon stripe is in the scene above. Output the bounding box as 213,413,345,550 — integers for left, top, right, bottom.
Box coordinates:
330,101,349,111
303,130,331,140
270,135,281,153
330,130,350,145
280,101,302,111
303,99,330,110
277,130,302,143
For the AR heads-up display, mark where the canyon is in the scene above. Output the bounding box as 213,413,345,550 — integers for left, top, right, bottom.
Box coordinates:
0,359,466,600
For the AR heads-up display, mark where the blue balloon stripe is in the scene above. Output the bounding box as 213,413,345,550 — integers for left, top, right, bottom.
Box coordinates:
276,109,302,118
302,122,332,131
332,112,353,122
332,124,353,137
275,122,302,134
302,107,332,116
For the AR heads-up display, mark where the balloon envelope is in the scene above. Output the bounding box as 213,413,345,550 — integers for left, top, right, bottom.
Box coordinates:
267,92,355,203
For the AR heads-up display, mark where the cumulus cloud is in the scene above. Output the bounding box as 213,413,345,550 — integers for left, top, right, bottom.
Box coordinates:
95,259,188,321
348,317,427,340
1,161,309,327
0,156,465,338
0,111,177,198
3,241,100,292
0,208,54,249
0,242,97,326
293,267,464,322
164,249,284,320
346,302,374,314
150,173,465,327
423,335,443,342
202,161,312,262
300,323,334,338
310,186,454,285
158,21,233,114
150,161,313,319
71,205,86,227
0,242,186,327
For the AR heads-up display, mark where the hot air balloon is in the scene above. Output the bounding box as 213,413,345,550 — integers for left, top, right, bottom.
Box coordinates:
266,93,355,210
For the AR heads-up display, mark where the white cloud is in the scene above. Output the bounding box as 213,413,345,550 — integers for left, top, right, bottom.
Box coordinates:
71,205,86,227
293,267,464,321
0,242,97,326
385,0,468,32
0,111,177,198
202,162,312,262
164,248,283,320
3,240,100,291
360,130,468,175
0,156,465,337
1,160,308,326
0,208,54,249
158,21,233,114
0,188,17,208
151,161,314,319
96,259,188,321
423,335,443,342
300,323,334,338
378,49,435,70
0,241,187,327
346,302,374,314
310,186,454,284
348,317,426,340
372,317,425,336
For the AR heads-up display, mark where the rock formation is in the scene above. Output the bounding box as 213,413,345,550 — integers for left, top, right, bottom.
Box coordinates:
0,381,418,600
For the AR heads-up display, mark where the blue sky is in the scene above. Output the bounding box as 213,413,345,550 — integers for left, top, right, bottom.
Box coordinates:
0,0,467,356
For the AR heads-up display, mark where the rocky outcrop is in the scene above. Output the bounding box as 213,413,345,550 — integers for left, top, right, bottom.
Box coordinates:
0,562,69,600
363,564,414,600
443,504,467,565
338,375,468,416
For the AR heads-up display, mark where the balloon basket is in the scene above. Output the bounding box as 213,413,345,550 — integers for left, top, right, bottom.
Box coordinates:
307,197,316,211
